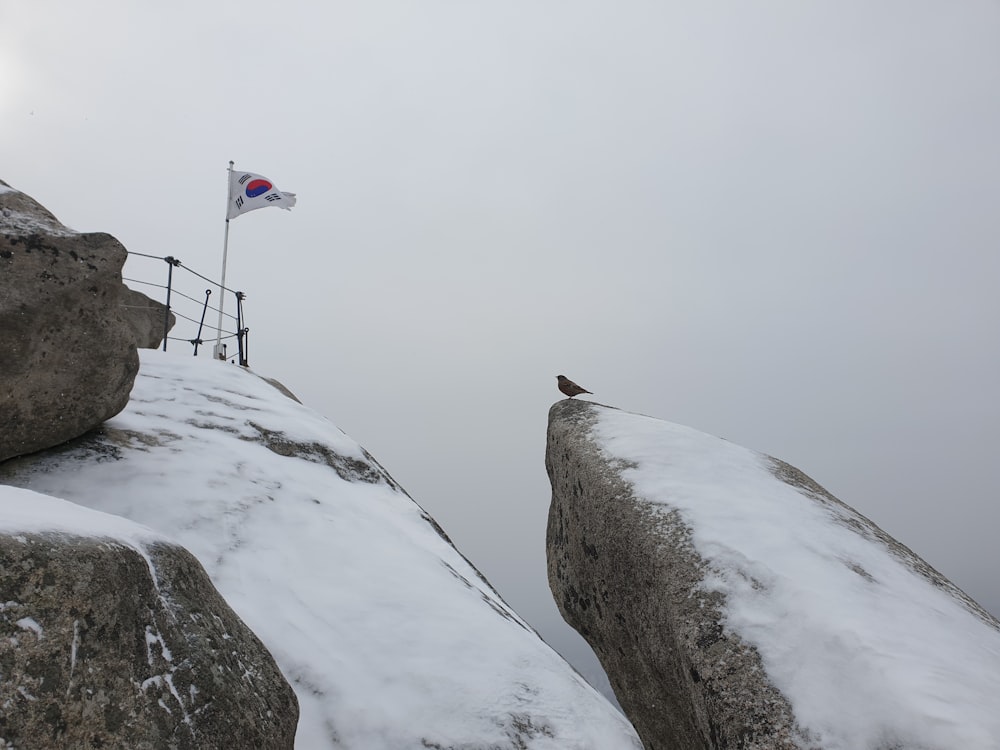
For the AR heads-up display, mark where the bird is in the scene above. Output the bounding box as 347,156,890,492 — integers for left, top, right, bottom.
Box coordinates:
557,375,592,398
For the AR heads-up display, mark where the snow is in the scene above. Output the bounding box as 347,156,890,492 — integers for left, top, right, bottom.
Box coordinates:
0,485,164,547
0,349,639,749
0,186,78,236
14,617,43,638
592,408,1000,750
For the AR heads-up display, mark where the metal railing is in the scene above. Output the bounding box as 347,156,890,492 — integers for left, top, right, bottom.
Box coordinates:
122,252,250,366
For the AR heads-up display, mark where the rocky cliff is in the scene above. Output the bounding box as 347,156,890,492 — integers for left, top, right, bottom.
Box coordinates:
546,398,1000,750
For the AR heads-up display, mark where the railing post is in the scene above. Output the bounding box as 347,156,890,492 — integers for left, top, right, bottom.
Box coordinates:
235,291,248,367
162,256,181,351
192,289,212,356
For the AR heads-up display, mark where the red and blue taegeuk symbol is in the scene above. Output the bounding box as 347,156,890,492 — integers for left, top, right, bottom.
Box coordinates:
245,179,273,198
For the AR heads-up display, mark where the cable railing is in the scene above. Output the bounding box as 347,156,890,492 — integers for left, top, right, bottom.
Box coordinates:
122,251,251,366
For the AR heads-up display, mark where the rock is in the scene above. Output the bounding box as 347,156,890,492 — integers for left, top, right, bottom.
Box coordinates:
258,375,302,403
546,399,1000,750
121,285,175,349
0,490,298,749
0,179,139,462
546,399,804,750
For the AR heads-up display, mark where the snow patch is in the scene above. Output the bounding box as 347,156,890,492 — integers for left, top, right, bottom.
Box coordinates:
14,618,43,638
145,625,172,664
0,208,77,236
68,619,80,689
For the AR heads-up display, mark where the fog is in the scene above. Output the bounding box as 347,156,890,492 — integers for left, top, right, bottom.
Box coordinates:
3,1,999,700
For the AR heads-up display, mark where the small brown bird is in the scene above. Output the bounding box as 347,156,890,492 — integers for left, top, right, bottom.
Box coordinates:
557,375,592,398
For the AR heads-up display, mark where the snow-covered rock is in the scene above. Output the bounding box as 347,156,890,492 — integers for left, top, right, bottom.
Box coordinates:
0,486,298,749
0,350,641,749
546,398,1000,750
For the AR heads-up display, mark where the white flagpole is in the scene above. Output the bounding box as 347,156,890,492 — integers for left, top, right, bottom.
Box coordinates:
214,160,234,360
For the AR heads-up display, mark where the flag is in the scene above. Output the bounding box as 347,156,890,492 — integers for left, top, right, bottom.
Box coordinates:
227,169,297,220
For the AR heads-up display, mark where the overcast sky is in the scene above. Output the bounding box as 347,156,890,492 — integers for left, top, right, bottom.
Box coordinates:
3,1,999,701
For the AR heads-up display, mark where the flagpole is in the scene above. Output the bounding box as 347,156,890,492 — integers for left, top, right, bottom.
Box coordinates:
214,160,234,360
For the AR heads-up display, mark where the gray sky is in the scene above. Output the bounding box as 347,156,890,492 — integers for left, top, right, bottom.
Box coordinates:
4,1,999,700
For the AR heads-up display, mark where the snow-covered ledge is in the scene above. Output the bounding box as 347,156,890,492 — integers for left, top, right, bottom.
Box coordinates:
546,398,1000,750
